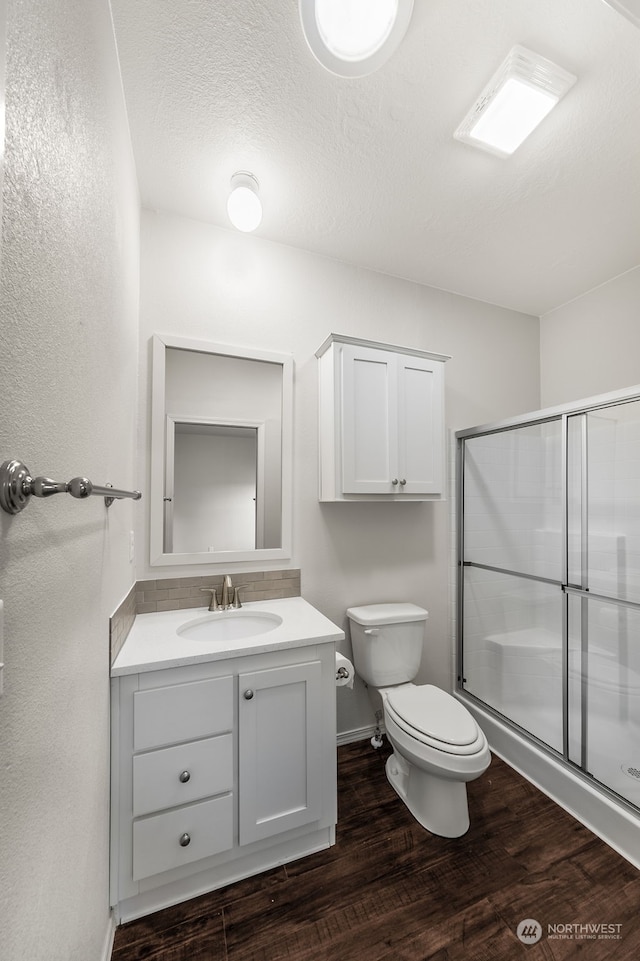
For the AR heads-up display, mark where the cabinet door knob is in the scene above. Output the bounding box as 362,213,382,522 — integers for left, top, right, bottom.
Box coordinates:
391,478,399,485
179,833,191,847
399,478,407,486
178,770,191,783
243,689,254,700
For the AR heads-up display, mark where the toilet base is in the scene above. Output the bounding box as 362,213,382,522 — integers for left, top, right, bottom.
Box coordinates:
385,751,470,838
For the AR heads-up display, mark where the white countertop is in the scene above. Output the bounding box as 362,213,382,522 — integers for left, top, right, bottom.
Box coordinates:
111,596,344,676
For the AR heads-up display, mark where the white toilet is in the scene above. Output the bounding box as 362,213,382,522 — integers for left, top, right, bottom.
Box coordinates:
347,602,491,838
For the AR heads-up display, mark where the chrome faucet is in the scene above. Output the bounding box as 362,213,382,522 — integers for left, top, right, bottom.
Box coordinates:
220,574,233,610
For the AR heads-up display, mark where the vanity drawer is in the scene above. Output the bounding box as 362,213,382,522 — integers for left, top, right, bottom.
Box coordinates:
133,734,233,817
133,676,233,751
132,793,234,881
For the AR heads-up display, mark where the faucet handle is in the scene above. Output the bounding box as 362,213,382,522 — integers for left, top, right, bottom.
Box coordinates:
199,587,219,611
231,587,242,609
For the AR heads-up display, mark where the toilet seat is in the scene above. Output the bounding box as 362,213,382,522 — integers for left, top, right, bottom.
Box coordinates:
384,684,485,757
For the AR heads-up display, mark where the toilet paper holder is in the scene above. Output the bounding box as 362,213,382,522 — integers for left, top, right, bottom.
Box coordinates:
335,652,354,688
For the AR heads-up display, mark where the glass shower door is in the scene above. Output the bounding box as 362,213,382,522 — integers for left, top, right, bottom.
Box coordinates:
460,420,564,751
566,400,640,808
459,394,640,813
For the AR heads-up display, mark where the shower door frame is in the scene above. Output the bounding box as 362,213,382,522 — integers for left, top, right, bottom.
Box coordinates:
456,382,640,816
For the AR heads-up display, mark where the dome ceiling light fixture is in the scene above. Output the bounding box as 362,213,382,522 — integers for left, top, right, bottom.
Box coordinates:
454,46,577,157
226,171,262,232
299,0,414,78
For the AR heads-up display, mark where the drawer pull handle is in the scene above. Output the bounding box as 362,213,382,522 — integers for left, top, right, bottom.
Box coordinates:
178,770,191,784
179,833,191,847
243,689,254,700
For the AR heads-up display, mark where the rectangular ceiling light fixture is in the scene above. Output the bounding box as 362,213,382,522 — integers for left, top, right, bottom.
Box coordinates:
454,45,576,157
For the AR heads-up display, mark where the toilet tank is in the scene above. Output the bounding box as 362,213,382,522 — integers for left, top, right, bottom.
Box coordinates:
347,603,428,687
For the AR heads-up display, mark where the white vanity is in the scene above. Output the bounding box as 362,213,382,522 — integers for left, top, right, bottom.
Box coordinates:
110,597,343,922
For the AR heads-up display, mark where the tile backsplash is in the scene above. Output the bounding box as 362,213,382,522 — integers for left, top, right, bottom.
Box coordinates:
110,569,301,665
109,585,137,667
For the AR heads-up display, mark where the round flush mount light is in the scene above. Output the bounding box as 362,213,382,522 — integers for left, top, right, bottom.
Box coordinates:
299,0,414,78
227,171,262,232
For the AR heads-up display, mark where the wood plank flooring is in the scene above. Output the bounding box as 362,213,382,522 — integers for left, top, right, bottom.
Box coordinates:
112,739,640,961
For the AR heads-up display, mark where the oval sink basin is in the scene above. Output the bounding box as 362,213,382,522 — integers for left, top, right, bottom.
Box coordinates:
177,610,283,642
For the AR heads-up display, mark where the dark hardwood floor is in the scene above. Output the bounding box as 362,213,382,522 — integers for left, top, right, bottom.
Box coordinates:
112,739,640,961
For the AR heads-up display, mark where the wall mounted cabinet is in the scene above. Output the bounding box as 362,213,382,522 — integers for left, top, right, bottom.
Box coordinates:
316,334,449,501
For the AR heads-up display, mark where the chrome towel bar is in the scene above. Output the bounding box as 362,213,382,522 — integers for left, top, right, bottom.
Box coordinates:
0,459,142,514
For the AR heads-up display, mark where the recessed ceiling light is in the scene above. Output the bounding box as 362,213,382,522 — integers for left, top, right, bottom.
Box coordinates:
299,0,414,78
227,172,262,232
454,46,577,157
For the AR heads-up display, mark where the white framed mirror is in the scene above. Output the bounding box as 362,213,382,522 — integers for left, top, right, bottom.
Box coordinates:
150,334,293,566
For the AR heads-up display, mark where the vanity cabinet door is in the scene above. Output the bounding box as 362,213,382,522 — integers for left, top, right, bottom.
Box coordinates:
238,660,323,844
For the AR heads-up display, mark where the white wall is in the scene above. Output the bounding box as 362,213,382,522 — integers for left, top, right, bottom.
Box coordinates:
138,210,540,736
540,266,640,407
0,2,6,246
0,3,139,960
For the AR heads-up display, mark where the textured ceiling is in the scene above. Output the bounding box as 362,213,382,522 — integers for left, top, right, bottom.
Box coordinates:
110,0,640,316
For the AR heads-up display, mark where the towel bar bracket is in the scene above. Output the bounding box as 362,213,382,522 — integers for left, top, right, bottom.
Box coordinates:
0,459,142,515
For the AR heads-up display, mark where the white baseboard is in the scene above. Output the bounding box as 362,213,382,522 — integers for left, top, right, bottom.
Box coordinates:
337,724,381,746
100,913,116,961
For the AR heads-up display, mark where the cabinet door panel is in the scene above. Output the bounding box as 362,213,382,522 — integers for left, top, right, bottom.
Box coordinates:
398,356,443,494
341,344,396,493
239,661,323,844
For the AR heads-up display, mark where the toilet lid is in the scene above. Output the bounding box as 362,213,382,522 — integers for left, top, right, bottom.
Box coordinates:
346,603,428,626
386,685,479,748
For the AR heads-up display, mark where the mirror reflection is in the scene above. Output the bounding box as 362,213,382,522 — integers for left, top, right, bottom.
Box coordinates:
167,422,260,554
150,336,292,566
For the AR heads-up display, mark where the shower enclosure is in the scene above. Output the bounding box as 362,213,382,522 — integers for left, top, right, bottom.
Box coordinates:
456,386,640,825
